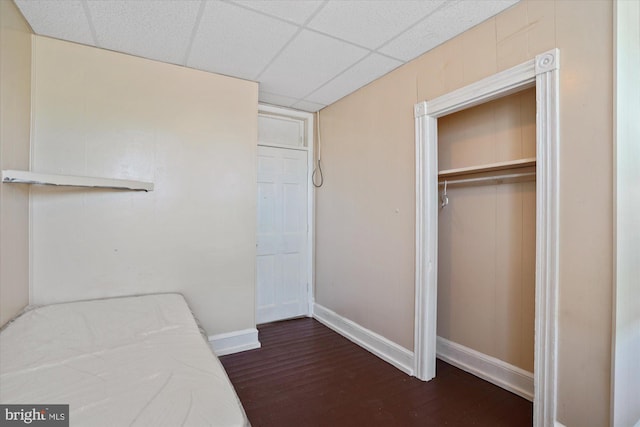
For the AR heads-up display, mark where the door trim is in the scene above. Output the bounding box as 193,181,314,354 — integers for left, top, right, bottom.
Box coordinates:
257,103,315,319
414,49,560,427
612,1,640,425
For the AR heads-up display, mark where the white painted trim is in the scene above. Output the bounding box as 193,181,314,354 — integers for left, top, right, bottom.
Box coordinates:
2,169,153,191
257,142,308,152
415,49,560,427
425,59,536,118
533,49,561,427
208,328,261,356
436,336,534,402
554,422,567,427
257,104,315,319
259,103,314,122
413,107,438,381
439,157,536,178
612,1,640,426
313,303,414,376
29,35,37,306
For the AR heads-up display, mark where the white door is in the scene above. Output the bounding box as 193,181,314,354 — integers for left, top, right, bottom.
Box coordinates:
256,145,308,324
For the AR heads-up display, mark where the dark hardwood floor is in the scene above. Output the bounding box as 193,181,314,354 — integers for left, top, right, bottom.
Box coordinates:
220,318,532,427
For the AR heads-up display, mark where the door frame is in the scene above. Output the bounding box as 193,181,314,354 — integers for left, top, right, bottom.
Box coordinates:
612,0,640,425
257,103,315,318
414,49,560,427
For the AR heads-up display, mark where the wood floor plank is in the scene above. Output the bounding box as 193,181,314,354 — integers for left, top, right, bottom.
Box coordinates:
220,318,532,426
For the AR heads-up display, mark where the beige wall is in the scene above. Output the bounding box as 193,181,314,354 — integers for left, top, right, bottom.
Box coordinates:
437,89,536,372
30,36,258,336
0,1,32,327
315,63,418,350
316,1,613,425
554,2,613,425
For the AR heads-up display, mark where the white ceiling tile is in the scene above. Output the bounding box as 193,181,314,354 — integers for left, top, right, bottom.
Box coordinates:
259,30,368,100
307,54,402,105
258,92,299,108
307,0,446,50
292,100,326,113
17,0,520,111
231,0,324,25
187,2,298,81
14,0,95,45
86,0,201,65
379,0,519,61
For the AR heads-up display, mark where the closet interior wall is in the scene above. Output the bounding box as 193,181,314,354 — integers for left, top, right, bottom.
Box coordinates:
437,88,536,372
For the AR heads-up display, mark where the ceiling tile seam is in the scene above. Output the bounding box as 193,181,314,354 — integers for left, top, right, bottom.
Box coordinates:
372,51,405,63
374,0,460,54
252,27,304,81
291,101,325,111
225,2,400,61
253,0,329,81
301,27,379,56
259,91,323,111
298,52,376,103
301,3,448,58
259,90,305,107
221,0,305,28
80,0,100,47
182,0,207,66
259,1,457,66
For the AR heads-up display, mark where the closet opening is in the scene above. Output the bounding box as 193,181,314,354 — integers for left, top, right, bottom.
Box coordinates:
436,88,537,403
414,49,560,427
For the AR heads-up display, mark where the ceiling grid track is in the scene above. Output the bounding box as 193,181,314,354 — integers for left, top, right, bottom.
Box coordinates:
16,0,521,112
253,0,328,81
182,0,208,66
80,0,99,48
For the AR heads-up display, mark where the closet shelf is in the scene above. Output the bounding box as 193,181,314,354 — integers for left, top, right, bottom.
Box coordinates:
438,157,536,179
1,170,153,191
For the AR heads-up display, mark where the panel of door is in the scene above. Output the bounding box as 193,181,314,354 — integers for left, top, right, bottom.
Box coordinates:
256,145,308,324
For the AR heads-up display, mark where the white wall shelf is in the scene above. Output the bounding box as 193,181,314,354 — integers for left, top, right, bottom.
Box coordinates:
1,170,153,191
438,157,536,179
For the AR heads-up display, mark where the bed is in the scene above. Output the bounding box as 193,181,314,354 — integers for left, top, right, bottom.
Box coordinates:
0,293,250,426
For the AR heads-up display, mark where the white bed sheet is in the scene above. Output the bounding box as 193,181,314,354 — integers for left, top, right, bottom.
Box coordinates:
0,294,249,427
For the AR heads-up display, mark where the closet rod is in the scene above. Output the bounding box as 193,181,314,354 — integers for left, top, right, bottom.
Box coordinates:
438,171,535,186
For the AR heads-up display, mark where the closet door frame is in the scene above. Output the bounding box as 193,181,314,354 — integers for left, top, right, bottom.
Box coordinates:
414,49,560,427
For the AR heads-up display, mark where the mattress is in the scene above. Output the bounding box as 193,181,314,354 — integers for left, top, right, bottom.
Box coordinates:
0,294,249,427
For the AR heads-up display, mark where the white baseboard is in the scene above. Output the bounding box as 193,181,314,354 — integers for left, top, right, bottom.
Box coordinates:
555,422,567,427
208,328,261,356
436,336,534,401
313,303,414,376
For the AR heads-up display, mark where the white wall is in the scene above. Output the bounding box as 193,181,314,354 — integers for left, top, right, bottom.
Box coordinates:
612,1,640,425
29,36,258,335
0,0,31,327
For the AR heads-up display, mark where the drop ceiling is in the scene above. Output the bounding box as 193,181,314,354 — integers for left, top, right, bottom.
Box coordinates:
15,0,519,113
